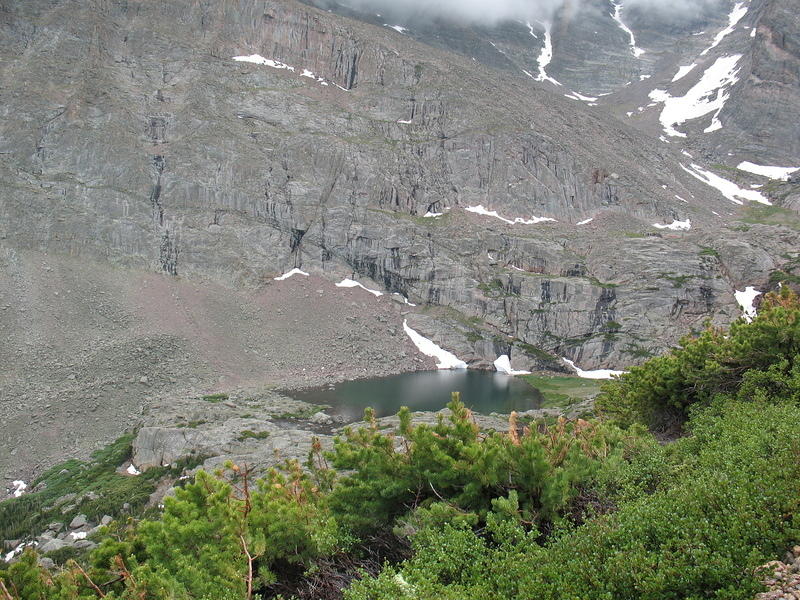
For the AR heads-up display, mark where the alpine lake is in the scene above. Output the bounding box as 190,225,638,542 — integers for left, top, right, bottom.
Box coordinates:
287,370,602,422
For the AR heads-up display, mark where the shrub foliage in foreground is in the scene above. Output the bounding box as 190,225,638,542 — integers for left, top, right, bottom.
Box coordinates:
346,400,800,599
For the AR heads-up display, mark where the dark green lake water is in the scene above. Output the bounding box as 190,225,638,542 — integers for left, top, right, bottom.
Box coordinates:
289,370,543,421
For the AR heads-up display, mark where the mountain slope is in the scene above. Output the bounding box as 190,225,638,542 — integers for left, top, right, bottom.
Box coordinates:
0,0,797,478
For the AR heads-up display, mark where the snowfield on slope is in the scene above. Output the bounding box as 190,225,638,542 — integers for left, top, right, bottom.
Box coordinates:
494,355,531,376
233,54,346,89
403,320,467,370
336,278,383,297
465,205,555,225
610,2,645,58
682,164,771,205
649,54,742,137
737,162,799,180
653,219,691,231
562,358,626,380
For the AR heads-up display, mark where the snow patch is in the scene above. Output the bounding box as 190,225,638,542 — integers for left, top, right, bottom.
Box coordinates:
653,219,691,231
682,163,771,205
336,278,383,297
403,320,467,370
701,2,748,56
393,293,417,307
529,22,562,86
465,205,555,225
562,358,626,380
649,54,742,137
384,24,408,33
734,286,761,323
4,541,36,564
274,268,309,281
494,355,531,376
234,54,295,70
423,211,443,218
565,91,598,103
610,2,645,58
233,55,346,90
70,532,88,540
737,161,799,181
671,63,697,82
126,464,141,476
10,480,26,498
576,218,594,225
397,119,412,124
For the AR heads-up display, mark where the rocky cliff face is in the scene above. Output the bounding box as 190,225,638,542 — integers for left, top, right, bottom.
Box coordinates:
312,0,800,165
0,0,797,477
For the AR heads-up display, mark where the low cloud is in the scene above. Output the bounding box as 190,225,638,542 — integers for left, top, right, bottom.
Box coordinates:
328,0,725,25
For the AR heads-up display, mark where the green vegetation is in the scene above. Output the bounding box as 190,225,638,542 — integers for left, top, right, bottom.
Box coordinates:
522,375,602,408
770,269,800,286
202,393,229,403
272,404,327,420
597,288,800,429
741,204,800,231
586,276,618,288
0,436,200,542
176,419,207,429
699,246,720,258
464,331,483,343
237,430,271,442
515,341,559,362
2,290,800,599
623,341,657,359
658,272,695,288
477,279,518,297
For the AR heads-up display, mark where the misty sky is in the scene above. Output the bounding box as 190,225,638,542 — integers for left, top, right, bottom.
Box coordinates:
333,0,725,25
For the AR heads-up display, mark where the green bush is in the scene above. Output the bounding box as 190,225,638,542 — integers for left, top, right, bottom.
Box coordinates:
346,400,800,600
596,288,800,429
0,435,193,542
319,397,644,535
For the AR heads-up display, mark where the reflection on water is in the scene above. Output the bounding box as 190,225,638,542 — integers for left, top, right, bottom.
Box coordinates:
288,370,543,421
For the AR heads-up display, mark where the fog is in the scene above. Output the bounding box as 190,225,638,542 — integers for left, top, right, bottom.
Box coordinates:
324,0,725,25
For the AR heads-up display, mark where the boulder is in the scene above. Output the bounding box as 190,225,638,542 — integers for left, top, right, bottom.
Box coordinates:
310,412,334,425
132,427,204,470
38,538,67,554
69,514,87,529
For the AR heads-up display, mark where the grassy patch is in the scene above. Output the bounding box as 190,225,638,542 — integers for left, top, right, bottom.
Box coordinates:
769,269,800,286
658,272,695,288
0,436,202,541
515,342,559,362
236,430,271,442
521,375,603,409
272,405,327,420
587,277,618,289
699,246,719,258
741,205,800,231
477,279,518,298
202,393,229,403
176,420,207,429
